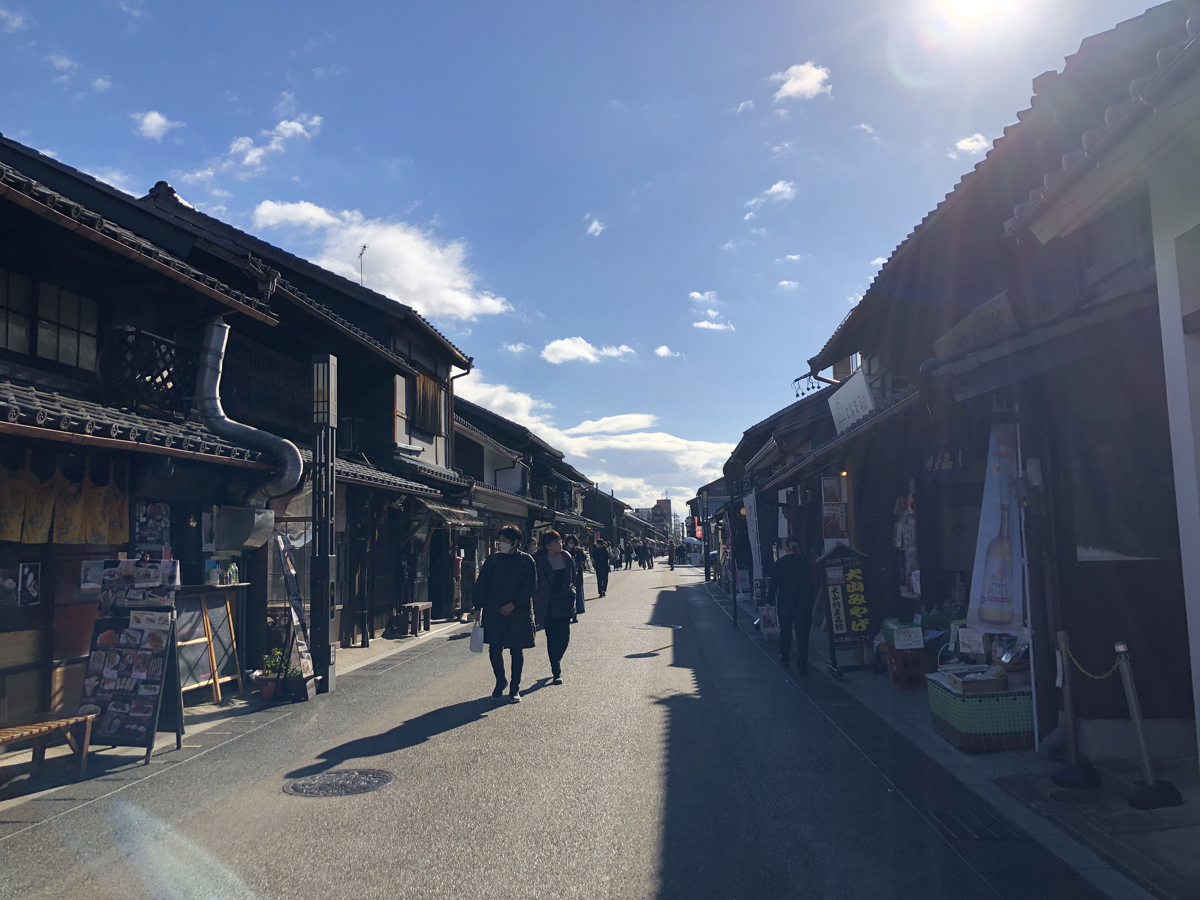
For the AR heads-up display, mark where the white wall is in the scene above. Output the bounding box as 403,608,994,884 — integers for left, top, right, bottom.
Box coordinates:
1150,138,1200,759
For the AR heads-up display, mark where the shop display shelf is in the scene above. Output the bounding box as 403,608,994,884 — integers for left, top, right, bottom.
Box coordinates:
926,672,1034,751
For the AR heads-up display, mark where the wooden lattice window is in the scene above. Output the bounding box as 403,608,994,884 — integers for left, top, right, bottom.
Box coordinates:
412,373,443,435
36,281,98,371
223,334,309,431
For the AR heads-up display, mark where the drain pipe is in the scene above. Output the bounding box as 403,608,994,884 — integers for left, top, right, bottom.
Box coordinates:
197,317,304,507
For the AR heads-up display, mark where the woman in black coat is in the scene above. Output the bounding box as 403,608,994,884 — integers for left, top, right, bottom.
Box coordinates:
473,524,537,703
534,529,575,685
564,534,587,622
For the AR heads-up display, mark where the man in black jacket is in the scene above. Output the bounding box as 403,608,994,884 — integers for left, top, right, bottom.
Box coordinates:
534,530,576,685
590,540,611,597
473,524,537,703
766,538,815,674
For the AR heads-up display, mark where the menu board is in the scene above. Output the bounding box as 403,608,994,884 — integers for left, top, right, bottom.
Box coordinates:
80,558,180,611
82,607,182,759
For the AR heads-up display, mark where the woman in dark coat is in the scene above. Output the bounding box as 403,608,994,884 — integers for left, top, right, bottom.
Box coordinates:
590,539,611,597
473,524,537,703
534,529,575,685
564,534,587,622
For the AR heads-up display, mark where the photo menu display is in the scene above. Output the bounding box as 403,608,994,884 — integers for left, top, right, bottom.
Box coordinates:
82,609,173,746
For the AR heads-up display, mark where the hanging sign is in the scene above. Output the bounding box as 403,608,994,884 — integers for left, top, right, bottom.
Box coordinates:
829,368,875,434
743,492,763,582
966,424,1026,635
818,544,872,650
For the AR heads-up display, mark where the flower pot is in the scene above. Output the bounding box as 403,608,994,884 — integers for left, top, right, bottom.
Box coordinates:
257,678,278,701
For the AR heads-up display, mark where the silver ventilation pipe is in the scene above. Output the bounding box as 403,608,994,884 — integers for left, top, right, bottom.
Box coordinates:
197,317,304,507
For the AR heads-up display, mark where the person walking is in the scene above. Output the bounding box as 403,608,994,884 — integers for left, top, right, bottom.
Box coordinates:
534,529,575,685
667,539,676,571
472,524,537,703
766,537,815,674
622,542,633,570
591,539,611,597
565,534,587,622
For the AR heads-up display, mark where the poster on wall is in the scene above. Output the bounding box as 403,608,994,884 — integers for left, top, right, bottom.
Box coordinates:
18,563,40,606
743,492,763,582
966,423,1026,635
822,502,849,554
0,568,18,607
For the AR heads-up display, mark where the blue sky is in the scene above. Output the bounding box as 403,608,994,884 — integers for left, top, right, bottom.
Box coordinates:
1,0,1152,506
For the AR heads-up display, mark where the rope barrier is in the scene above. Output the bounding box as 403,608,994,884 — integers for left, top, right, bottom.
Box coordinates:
1066,647,1119,681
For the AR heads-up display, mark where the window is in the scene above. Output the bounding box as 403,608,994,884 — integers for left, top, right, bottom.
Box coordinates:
394,374,409,443
412,373,442,435
223,334,309,431
36,282,98,371
0,268,31,355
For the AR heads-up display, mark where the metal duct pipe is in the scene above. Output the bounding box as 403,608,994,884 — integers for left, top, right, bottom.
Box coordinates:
197,317,304,507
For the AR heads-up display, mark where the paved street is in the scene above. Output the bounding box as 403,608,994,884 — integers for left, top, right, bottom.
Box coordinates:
2,565,1107,900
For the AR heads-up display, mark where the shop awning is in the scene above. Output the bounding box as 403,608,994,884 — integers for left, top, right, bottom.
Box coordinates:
544,508,603,531
416,498,484,528
761,388,922,492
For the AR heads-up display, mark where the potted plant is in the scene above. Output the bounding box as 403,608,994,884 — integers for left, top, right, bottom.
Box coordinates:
255,648,295,701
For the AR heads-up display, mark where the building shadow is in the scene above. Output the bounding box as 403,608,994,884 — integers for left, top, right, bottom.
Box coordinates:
285,696,493,778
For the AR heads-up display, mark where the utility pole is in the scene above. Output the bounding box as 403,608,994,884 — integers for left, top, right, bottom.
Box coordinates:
358,244,368,286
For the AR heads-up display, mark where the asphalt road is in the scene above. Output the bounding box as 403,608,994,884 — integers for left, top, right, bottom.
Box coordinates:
0,564,1107,900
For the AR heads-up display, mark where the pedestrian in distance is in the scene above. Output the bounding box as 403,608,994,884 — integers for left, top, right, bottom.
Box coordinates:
667,539,675,571
591,539,611,597
623,542,633,569
766,537,816,674
534,529,576,685
564,534,587,622
473,524,537,703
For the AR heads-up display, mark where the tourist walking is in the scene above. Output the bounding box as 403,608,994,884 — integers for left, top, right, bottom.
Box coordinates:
565,534,587,622
591,539,611,597
472,524,537,703
667,539,675,570
534,529,576,684
623,542,633,569
766,537,815,674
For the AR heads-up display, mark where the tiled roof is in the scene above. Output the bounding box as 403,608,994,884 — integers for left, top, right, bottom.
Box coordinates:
472,481,540,506
299,449,440,496
0,162,276,324
1005,11,1200,234
138,183,471,368
806,3,1192,375
0,379,268,466
453,415,521,459
416,498,483,528
393,453,473,486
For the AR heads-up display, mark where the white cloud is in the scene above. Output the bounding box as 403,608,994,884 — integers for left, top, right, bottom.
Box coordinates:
745,180,795,208
0,8,26,31
855,123,874,133
784,253,805,261
181,113,322,182
770,141,793,157
769,61,831,102
750,227,767,236
654,345,682,358
501,342,529,354
586,217,605,237
778,280,798,290
704,309,718,318
719,240,738,251
871,256,887,267
82,167,139,195
949,132,989,159
456,369,734,506
313,65,347,79
541,337,635,364
744,212,756,221
694,320,734,331
689,290,719,305
46,53,77,82
252,199,510,321
565,414,658,435
274,92,297,117
131,110,184,141
735,100,754,114
92,76,112,92
847,292,864,304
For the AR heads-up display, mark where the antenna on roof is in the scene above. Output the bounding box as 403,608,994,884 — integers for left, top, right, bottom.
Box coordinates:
357,244,369,286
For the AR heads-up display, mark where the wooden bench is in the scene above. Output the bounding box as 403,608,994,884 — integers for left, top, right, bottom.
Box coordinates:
400,602,433,637
0,715,95,782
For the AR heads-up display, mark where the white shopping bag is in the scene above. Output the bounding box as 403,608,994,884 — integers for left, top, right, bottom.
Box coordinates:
469,623,485,653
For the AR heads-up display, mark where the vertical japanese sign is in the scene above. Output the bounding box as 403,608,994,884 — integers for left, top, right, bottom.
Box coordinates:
743,492,763,582
818,544,872,649
967,424,1025,635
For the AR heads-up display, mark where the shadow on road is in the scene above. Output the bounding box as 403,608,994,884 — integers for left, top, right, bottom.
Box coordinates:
286,697,494,778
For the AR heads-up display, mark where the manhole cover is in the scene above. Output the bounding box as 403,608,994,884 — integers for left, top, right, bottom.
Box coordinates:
283,769,394,797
